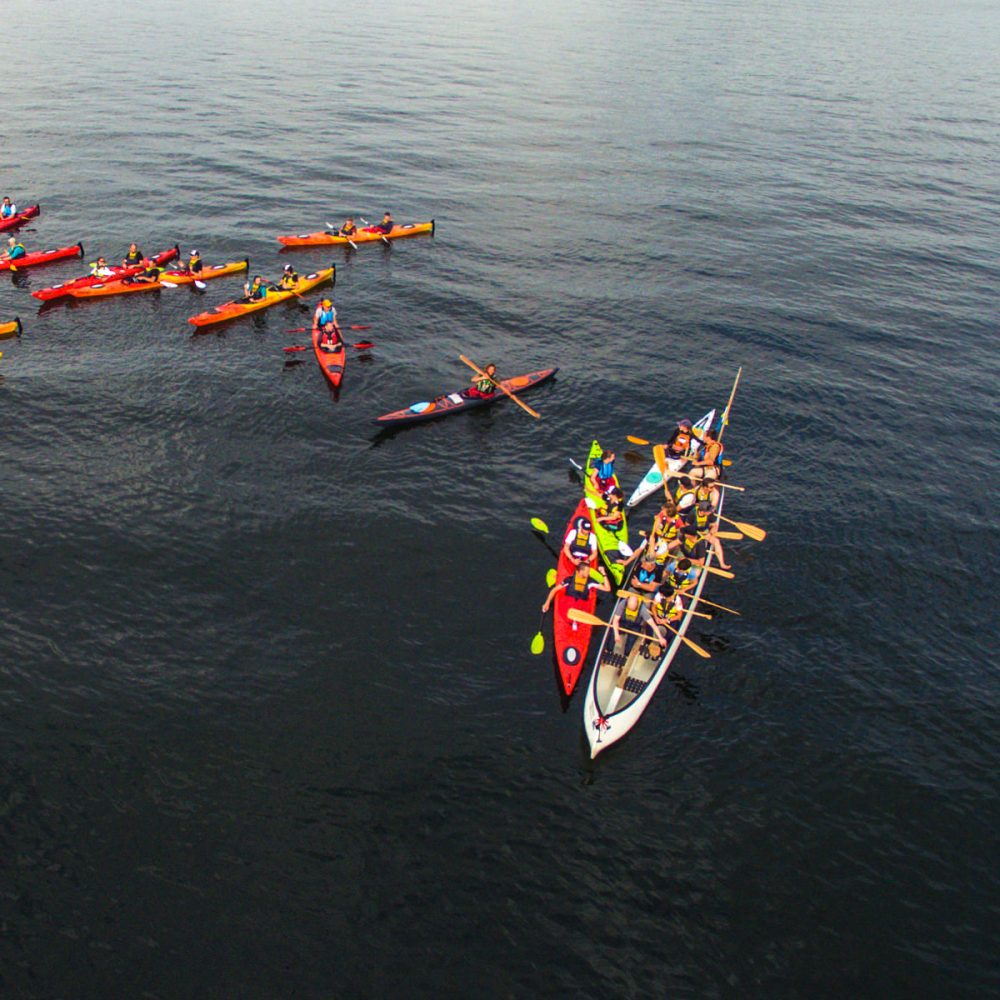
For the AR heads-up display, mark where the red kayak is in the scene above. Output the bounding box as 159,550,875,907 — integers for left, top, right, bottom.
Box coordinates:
0,242,84,272
312,326,346,389
0,205,40,232
552,499,601,696
32,244,180,300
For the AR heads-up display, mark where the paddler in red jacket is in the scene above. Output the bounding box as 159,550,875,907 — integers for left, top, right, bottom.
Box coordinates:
367,212,394,235
313,298,342,350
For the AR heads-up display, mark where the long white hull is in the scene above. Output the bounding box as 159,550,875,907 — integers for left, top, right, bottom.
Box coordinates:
584,423,724,758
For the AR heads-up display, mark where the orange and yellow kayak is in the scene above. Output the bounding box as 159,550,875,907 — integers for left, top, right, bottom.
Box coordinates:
277,220,434,248
187,265,335,329
159,258,249,286
69,278,162,299
0,317,23,340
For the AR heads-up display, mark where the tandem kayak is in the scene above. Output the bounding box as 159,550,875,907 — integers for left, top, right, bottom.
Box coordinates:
159,258,249,286
584,440,630,587
0,242,84,272
312,326,346,389
373,367,558,427
278,220,435,248
0,317,22,340
626,410,716,508
68,278,163,299
31,245,181,301
0,205,40,232
187,266,335,329
553,498,602,697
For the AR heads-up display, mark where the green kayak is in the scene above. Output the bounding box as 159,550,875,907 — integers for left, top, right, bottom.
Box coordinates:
583,439,630,586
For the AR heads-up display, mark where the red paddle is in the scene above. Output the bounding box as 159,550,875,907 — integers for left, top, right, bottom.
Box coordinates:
284,325,370,333
283,341,374,353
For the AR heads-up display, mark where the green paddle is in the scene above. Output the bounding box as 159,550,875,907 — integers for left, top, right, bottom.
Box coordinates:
530,517,550,534
531,609,546,654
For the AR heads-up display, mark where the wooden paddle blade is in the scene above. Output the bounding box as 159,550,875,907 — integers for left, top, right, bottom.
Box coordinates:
699,564,735,580
733,520,766,541
714,531,744,540
530,517,549,534
530,632,545,655
567,608,606,628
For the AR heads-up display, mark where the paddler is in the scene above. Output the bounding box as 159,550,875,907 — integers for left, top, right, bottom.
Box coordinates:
465,363,497,398
562,514,598,567
541,563,610,614
279,263,299,290
612,591,667,651
589,450,617,496
0,197,17,219
650,499,684,557
182,249,204,276
243,274,269,302
686,426,724,481
595,486,626,534
89,256,114,277
694,500,731,569
1,236,27,261
130,258,162,284
664,557,698,594
312,297,342,350
122,243,144,267
649,591,686,644
625,551,663,596
369,211,394,235
677,524,707,566
338,218,358,238
661,418,700,461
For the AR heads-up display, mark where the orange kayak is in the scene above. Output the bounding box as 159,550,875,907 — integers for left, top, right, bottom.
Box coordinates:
159,258,249,285
187,265,335,328
312,326,346,389
0,317,22,340
69,278,162,299
278,220,434,248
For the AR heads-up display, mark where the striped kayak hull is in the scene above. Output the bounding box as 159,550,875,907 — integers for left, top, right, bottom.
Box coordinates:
374,368,557,427
278,220,434,247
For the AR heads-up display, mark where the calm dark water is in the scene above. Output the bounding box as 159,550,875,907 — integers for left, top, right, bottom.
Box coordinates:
2,1,998,997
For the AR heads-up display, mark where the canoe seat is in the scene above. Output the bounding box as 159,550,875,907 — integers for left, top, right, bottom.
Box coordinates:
602,652,627,669
624,677,648,695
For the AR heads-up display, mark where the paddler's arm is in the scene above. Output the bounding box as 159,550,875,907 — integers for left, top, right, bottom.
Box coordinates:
541,581,566,613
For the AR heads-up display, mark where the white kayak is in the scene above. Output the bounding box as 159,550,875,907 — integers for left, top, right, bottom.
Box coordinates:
583,477,725,758
625,409,716,508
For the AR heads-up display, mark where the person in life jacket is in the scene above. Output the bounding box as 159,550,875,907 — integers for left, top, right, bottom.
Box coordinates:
589,450,617,496
650,499,684,552
650,591,686,641
596,486,625,533
127,258,161,284
338,218,358,238
694,501,731,569
183,249,204,276
562,515,598,566
279,263,299,290
1,197,17,219
2,236,27,261
678,524,707,565
466,363,497,398
540,562,610,614
89,256,114,277
687,426,724,481
664,557,698,594
122,243,144,267
612,590,667,650
627,552,663,596
243,275,269,302
312,297,342,349
694,478,719,511
370,212,394,235
662,418,700,461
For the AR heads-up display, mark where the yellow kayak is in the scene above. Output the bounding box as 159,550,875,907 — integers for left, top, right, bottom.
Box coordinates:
0,317,23,340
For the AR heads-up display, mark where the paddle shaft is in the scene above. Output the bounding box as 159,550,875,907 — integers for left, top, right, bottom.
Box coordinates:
718,367,742,442
615,590,712,619
458,355,540,419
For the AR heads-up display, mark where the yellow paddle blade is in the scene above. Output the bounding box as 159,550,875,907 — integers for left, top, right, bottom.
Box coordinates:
530,517,549,534
567,608,605,627
546,568,557,587
627,435,650,446
530,631,545,654
699,564,735,580
719,515,766,541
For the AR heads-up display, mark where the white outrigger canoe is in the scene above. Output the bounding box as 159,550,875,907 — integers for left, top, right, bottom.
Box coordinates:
625,409,715,508
583,439,724,758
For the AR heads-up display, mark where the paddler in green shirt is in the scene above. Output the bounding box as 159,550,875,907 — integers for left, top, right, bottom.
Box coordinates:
466,363,497,398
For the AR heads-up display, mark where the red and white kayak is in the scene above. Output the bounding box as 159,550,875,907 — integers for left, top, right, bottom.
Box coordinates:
32,245,181,301
0,242,84,272
552,498,601,696
0,205,40,232
312,325,346,389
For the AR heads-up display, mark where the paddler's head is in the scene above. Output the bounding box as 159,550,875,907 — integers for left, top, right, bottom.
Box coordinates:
601,450,615,463
321,298,332,308
128,243,138,252
484,363,496,377
677,558,692,572
678,418,692,429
